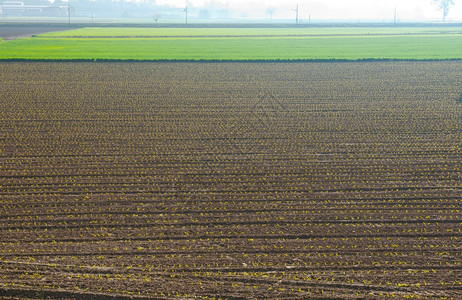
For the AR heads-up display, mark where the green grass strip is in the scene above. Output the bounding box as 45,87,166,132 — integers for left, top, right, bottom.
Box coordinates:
1,35,462,61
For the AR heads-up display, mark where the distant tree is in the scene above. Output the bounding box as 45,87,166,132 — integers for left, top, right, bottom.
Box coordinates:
153,13,161,23
432,0,455,22
266,7,276,21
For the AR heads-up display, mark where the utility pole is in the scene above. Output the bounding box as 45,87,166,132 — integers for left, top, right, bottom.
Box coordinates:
185,5,188,25
393,7,397,24
293,4,299,24
296,4,299,24
68,5,71,25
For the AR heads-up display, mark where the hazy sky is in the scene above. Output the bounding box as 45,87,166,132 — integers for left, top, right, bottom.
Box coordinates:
155,0,462,21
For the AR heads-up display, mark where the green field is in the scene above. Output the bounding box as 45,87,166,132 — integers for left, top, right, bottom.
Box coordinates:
38,26,462,37
1,26,462,61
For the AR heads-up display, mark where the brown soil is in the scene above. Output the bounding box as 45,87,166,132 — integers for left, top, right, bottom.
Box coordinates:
0,25,76,40
0,62,462,299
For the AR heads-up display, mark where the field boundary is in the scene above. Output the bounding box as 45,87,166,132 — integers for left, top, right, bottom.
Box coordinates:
2,58,462,62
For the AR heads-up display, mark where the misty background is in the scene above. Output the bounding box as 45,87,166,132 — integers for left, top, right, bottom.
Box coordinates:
0,0,460,23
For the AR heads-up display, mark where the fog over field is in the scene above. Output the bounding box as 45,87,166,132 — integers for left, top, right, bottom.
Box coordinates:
1,0,461,23
157,0,462,21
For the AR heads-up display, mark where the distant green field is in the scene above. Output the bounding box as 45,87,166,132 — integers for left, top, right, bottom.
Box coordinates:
39,27,462,37
1,27,462,61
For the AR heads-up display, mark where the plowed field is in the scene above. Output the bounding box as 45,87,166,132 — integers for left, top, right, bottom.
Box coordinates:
0,26,72,41
1,62,462,299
